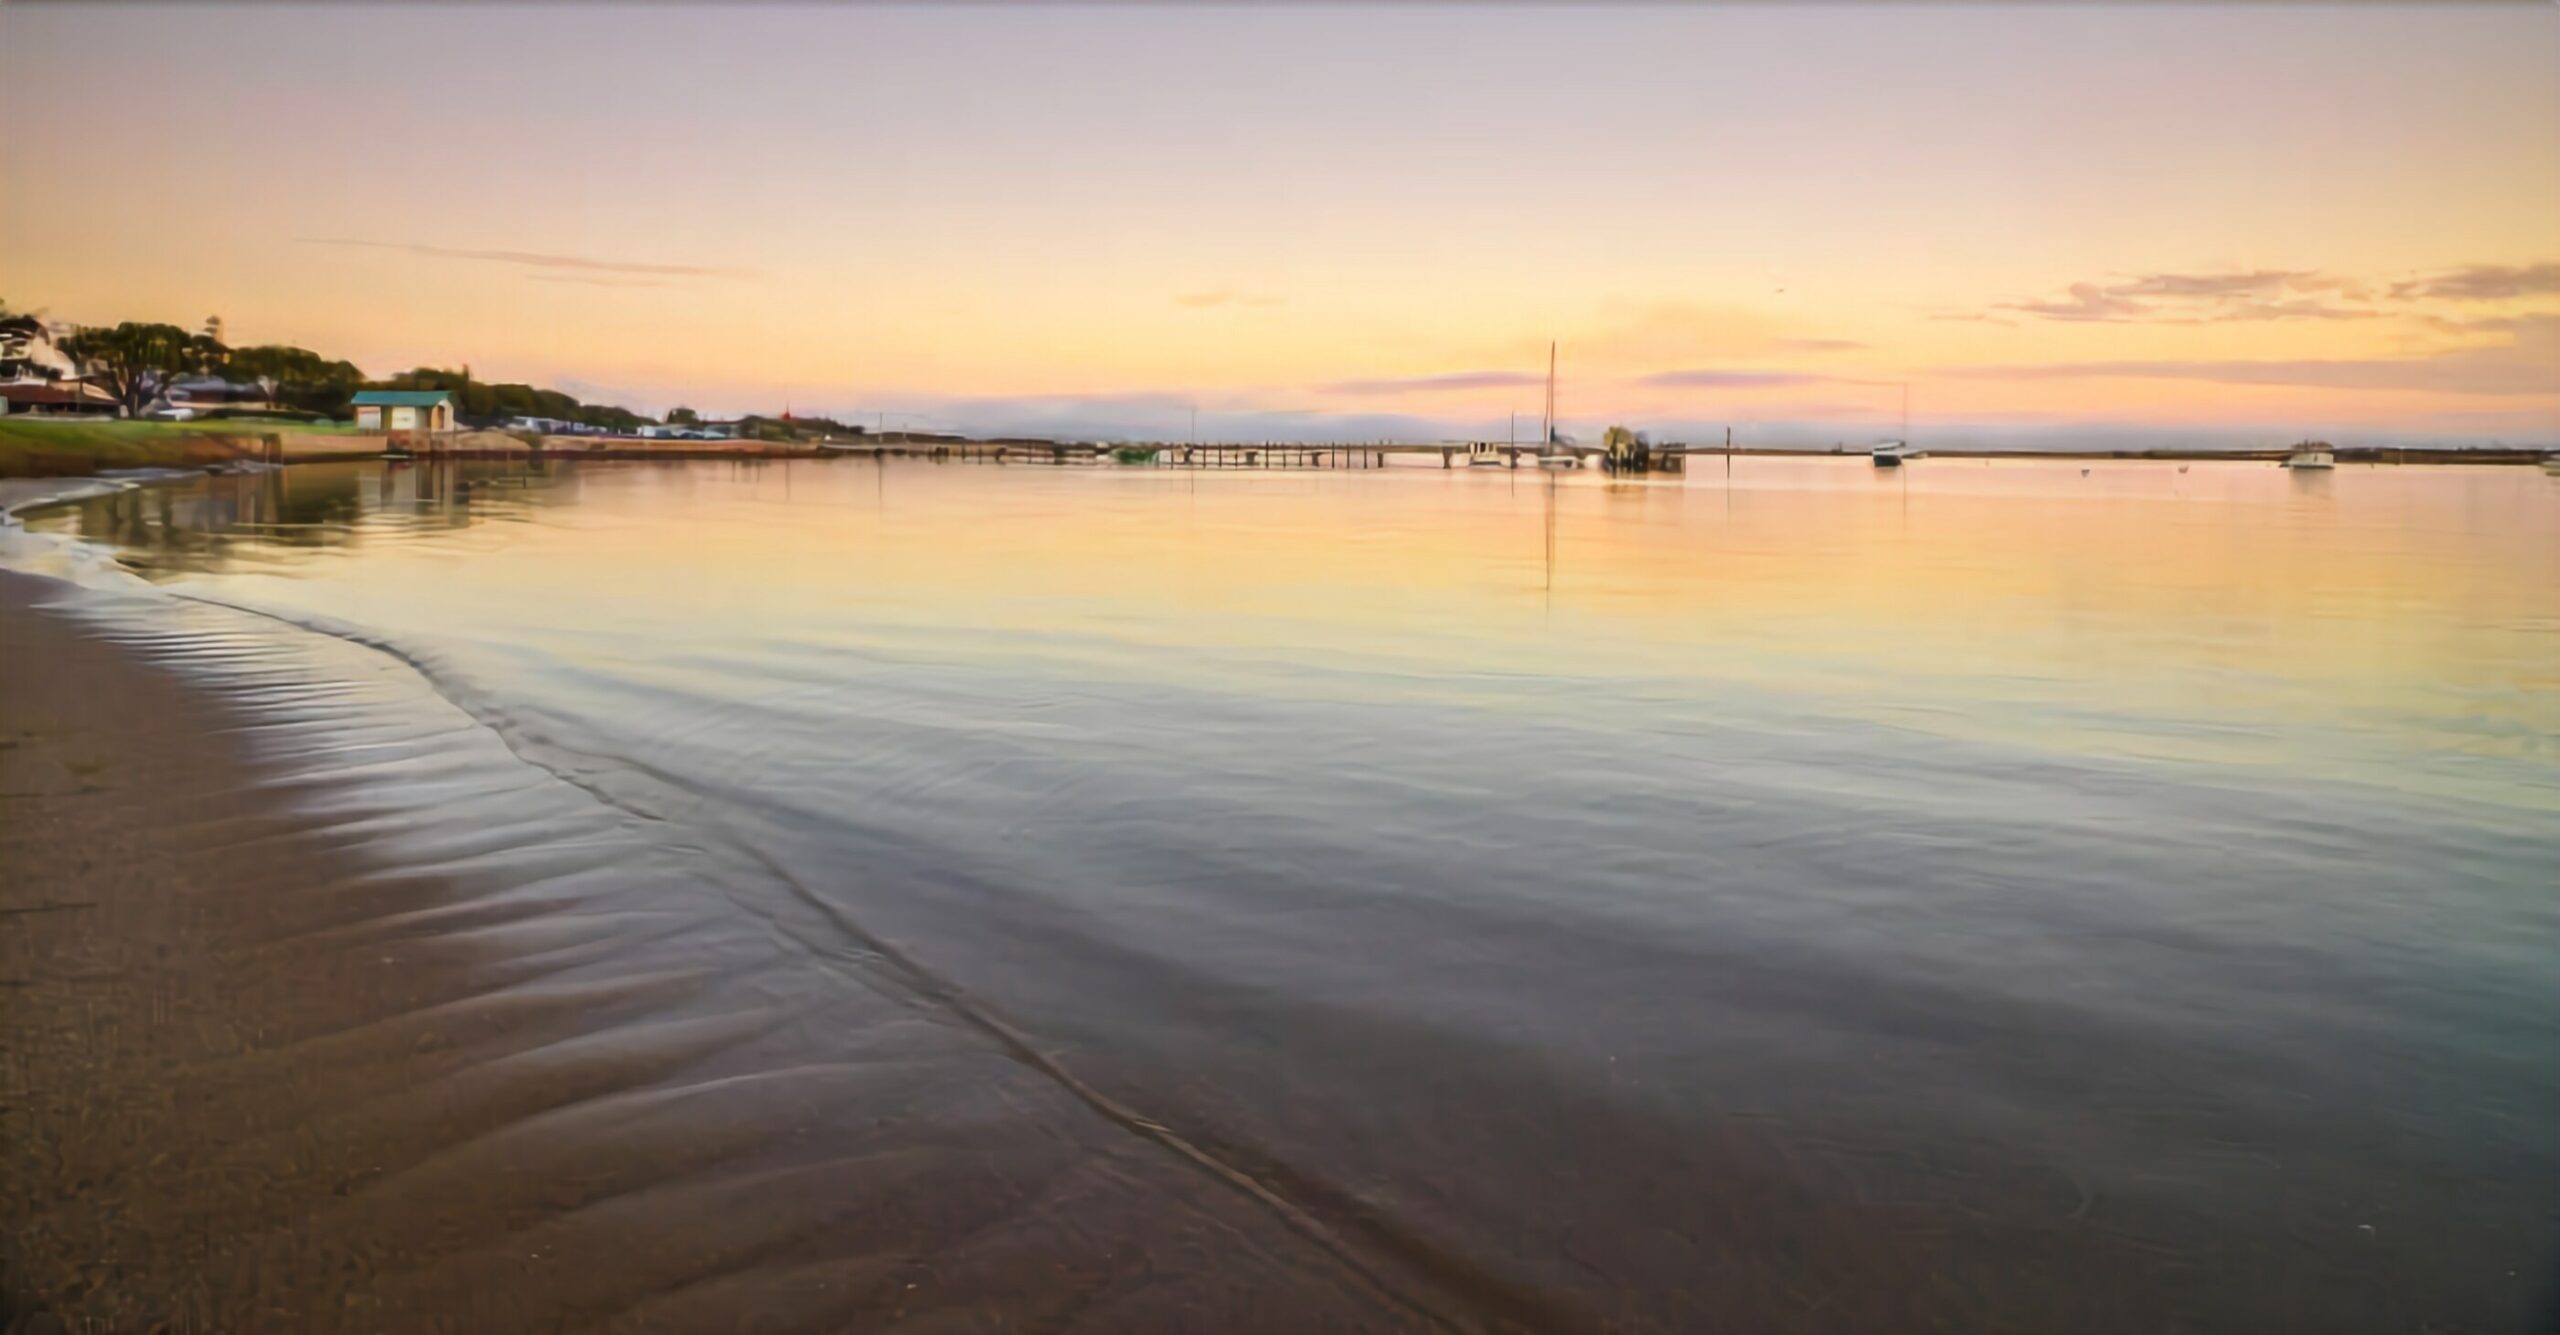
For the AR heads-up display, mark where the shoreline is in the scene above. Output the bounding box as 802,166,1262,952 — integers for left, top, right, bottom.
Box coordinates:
2,414,2551,487
2,569,497,1329
0,569,1427,1331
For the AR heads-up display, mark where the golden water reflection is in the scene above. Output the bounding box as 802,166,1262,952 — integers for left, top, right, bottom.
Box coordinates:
30,454,2559,811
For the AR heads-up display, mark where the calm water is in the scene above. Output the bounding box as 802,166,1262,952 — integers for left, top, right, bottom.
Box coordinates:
22,456,2560,1330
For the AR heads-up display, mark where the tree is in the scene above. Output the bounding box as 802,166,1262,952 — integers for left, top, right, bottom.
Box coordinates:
365,366,650,432
225,344,366,417
666,405,699,425
61,322,217,418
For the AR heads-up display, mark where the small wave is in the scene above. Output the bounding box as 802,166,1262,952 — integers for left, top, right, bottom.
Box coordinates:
0,475,173,589
14,495,1501,1331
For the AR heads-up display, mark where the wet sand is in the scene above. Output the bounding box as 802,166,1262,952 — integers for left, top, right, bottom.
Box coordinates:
0,568,1431,1332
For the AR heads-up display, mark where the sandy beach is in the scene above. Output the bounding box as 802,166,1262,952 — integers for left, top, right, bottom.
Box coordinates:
0,566,1435,1333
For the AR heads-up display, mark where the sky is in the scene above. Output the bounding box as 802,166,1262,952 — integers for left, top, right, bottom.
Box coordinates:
4,3,2557,446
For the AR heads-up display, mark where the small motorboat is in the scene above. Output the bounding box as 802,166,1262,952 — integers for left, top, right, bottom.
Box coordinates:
2282,441,2336,470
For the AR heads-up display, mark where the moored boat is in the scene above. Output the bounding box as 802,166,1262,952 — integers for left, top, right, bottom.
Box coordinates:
1872,385,1923,467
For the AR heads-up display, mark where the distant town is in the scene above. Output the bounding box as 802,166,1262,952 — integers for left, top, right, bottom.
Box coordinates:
0,305,857,444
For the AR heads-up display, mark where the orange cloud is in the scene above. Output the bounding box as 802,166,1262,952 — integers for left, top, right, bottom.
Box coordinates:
301,238,754,281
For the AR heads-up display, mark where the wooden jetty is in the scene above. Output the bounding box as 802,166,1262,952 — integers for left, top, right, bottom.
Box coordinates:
379,429,2556,472
810,439,1690,470
369,429,1717,473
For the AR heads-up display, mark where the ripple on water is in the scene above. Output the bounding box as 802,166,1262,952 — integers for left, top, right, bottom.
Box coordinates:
7,573,1440,1332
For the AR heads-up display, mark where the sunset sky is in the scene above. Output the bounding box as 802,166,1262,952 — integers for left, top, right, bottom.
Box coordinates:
5,4,2556,445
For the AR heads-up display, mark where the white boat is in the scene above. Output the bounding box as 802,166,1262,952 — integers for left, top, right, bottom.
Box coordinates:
2282,442,2336,470
2539,452,2560,475
1872,386,1923,467
1467,440,1506,467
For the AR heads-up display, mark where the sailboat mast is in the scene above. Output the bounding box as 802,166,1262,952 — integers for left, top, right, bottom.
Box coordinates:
1543,341,1557,447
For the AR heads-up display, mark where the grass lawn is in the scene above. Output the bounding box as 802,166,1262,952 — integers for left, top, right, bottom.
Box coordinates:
0,420,304,481
0,417,360,477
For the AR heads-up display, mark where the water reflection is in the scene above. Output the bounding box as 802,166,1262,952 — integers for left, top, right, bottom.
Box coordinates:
30,455,2560,799
30,458,574,570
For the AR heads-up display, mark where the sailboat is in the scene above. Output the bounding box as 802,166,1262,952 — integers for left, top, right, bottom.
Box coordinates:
1536,342,1577,467
1873,383,1924,466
